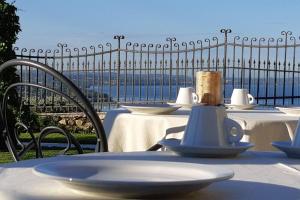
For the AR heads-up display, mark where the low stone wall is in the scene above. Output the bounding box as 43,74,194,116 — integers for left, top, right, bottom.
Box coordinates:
38,112,106,132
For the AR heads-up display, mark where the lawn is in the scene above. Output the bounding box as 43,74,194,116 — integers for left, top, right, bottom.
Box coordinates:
0,132,97,164
19,132,97,144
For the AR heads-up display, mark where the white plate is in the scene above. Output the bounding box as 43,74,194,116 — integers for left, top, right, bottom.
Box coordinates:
33,159,234,198
272,141,300,159
168,102,206,109
225,104,257,110
121,103,181,114
160,139,254,158
167,102,194,109
276,107,300,116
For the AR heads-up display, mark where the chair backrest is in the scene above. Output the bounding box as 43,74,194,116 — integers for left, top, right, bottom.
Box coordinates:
0,59,108,161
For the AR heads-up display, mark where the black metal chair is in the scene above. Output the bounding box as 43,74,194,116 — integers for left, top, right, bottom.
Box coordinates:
0,59,108,161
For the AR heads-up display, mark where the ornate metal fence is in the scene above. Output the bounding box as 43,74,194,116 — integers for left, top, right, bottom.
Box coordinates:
14,29,300,112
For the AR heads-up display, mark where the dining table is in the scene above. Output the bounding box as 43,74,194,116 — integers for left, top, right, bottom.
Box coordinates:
0,151,299,200
104,107,299,152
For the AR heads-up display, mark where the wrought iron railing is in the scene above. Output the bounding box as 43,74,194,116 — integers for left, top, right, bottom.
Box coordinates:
14,29,300,112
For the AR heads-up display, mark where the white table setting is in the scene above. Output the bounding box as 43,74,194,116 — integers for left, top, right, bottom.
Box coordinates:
1,70,300,200
0,150,299,200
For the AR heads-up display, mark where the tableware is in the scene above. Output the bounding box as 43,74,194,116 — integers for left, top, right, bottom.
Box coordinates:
121,103,180,115
33,159,234,198
168,102,194,109
276,106,300,116
196,71,222,105
293,120,300,147
272,141,300,159
225,104,257,110
230,88,255,105
176,87,198,105
182,105,244,147
160,138,254,158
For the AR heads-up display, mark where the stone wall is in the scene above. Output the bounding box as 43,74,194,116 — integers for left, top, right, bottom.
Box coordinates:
38,112,106,132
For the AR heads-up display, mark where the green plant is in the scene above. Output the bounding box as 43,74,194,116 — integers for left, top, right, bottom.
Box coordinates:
0,0,21,149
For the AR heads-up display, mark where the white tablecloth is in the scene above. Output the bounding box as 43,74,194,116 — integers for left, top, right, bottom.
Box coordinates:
104,108,299,152
0,151,299,200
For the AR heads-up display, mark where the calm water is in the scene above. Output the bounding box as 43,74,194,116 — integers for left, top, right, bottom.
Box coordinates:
88,83,300,106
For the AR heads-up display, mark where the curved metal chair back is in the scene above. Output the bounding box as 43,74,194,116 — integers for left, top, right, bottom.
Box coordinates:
0,59,108,161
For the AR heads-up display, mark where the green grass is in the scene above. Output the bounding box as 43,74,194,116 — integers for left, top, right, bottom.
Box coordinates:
0,149,94,164
19,132,97,144
0,132,97,164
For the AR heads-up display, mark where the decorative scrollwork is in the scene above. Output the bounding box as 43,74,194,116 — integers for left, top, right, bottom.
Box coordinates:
140,43,146,50
250,37,257,43
212,37,218,43
21,48,28,55
163,44,169,50
204,38,210,45
242,37,249,43
155,44,161,50
125,42,132,49
29,49,36,56
37,49,43,57
65,48,71,55
259,38,266,43
38,126,83,158
113,35,125,40
268,37,275,44
133,43,139,48
277,38,284,44
234,36,240,42
290,36,296,43
73,47,79,55
82,46,88,53
45,49,51,58
189,41,196,48
220,29,232,34
0,59,108,161
106,43,112,50
147,43,154,50
90,45,96,51
166,37,176,42
196,40,202,46
281,31,292,37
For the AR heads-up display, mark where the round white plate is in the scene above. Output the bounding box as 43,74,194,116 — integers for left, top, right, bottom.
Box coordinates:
160,139,254,158
121,103,181,114
33,159,234,198
167,102,194,109
275,107,300,116
168,102,206,109
225,104,257,110
272,141,300,159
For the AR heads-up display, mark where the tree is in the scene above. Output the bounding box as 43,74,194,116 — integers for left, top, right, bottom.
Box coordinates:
0,0,21,149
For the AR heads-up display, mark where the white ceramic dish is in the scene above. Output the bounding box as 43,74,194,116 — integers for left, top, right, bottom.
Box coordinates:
121,103,181,114
272,141,300,159
33,159,234,198
168,102,202,109
225,104,257,110
160,139,254,158
276,107,300,116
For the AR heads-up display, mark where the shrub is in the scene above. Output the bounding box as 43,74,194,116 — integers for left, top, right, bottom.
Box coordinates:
0,0,21,149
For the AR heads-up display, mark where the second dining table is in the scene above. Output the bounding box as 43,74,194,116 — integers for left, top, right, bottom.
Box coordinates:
103,107,299,152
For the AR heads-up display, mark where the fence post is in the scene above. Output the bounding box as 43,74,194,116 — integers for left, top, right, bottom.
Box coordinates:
220,29,232,98
281,31,292,105
113,35,125,104
166,37,176,100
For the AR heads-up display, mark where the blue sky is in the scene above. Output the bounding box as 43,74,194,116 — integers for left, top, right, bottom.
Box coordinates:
12,0,300,49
